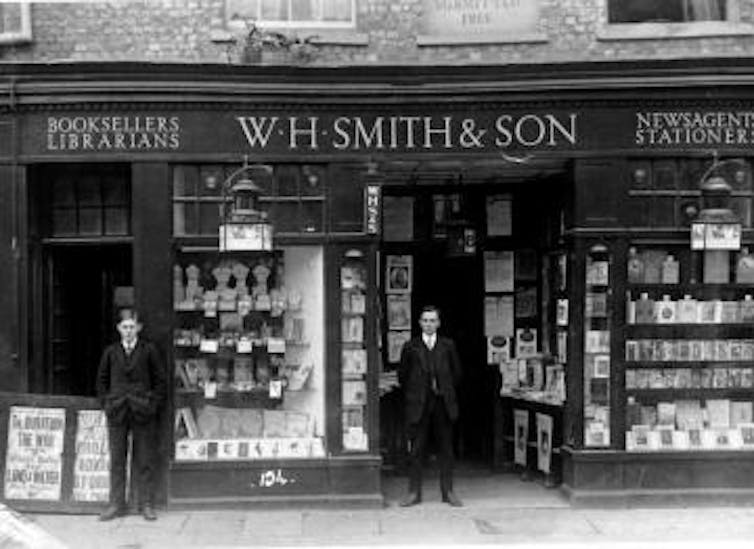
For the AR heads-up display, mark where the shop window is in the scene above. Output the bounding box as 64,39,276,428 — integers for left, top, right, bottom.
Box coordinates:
226,0,355,28
627,158,753,229
0,2,31,44
172,164,327,237
47,170,131,237
608,0,727,23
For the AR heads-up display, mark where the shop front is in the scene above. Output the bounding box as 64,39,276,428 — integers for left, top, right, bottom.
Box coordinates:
2,62,754,511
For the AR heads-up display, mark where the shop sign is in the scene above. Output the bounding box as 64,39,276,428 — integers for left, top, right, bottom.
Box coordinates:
219,223,273,252
364,185,381,235
690,222,742,250
635,111,754,147
422,0,540,37
4,406,66,501
45,115,181,152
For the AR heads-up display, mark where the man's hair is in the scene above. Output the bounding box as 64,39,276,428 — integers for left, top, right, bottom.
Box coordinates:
420,305,441,319
116,308,140,324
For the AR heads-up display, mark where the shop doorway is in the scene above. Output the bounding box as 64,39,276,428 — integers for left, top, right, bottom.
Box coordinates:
40,244,133,396
379,159,570,474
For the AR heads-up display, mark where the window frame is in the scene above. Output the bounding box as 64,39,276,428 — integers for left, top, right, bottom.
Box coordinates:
0,2,31,45
226,0,356,30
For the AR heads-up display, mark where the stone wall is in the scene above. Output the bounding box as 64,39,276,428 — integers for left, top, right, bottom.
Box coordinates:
0,0,753,65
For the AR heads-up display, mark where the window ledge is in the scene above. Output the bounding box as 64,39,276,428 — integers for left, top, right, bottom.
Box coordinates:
417,32,548,47
211,28,367,47
597,22,754,41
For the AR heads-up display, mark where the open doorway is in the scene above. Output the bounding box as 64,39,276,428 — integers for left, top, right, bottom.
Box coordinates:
41,244,133,396
379,159,570,475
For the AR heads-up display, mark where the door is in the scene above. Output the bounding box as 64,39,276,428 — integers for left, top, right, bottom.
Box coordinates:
43,244,133,396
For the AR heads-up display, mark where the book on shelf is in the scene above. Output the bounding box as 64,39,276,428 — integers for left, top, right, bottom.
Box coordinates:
706,399,732,429
712,368,729,389
174,407,200,439
657,402,676,426
640,405,658,427
721,301,740,324
730,401,754,427
675,399,703,430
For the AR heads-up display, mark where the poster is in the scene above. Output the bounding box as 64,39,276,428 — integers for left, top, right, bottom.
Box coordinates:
4,406,66,501
486,195,512,236
484,295,514,337
536,413,553,474
387,294,412,330
484,251,514,292
514,409,529,467
386,255,412,293
72,410,110,502
387,331,411,363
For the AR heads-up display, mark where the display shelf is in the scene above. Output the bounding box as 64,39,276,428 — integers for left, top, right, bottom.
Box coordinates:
174,390,282,408
625,388,754,400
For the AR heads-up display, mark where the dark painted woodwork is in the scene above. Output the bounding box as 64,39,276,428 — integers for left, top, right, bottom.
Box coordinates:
0,165,21,392
574,159,625,228
131,163,172,506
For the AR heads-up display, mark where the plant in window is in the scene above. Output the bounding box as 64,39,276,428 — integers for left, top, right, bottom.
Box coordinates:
238,21,318,64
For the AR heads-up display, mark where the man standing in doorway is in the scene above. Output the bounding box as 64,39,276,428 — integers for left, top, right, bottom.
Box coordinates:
398,305,463,507
96,308,166,521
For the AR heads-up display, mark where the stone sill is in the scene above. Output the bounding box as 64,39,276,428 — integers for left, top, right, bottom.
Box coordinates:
597,22,754,41
417,32,548,47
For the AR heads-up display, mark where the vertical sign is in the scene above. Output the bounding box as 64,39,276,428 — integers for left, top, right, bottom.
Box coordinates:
72,410,110,502
364,185,381,235
4,406,66,501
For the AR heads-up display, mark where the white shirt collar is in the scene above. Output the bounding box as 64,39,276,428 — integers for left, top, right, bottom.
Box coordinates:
422,333,436,347
122,339,138,352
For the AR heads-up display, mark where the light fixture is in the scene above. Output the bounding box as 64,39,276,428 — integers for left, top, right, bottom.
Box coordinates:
691,167,742,251
219,160,274,252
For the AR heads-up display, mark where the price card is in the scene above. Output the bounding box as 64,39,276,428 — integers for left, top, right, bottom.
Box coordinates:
204,381,217,399
199,339,219,353
269,379,283,399
236,339,253,353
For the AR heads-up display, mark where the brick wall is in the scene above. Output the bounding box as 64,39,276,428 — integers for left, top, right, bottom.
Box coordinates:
1,0,754,65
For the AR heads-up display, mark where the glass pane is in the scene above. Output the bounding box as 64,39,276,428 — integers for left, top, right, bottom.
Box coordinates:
173,166,198,197
301,165,325,196
276,165,299,197
292,0,314,20
227,0,259,21
102,180,129,206
104,207,129,235
649,197,676,227
731,197,752,228
52,208,77,236
331,171,364,233
653,161,677,191
77,177,102,206
52,179,76,206
199,202,222,235
173,203,187,236
261,0,288,20
322,0,351,21
78,207,102,235
680,158,707,191
270,203,299,233
301,202,323,233
199,166,224,197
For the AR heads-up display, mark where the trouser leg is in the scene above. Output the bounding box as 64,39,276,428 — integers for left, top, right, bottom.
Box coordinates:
432,397,455,497
406,403,432,496
107,421,129,507
132,420,156,507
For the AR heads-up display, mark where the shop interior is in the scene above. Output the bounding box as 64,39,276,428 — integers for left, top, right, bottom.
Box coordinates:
378,157,572,475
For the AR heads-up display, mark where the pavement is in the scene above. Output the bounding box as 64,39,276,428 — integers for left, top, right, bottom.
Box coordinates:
9,473,754,549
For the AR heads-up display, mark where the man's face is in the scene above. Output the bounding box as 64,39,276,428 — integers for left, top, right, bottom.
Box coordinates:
419,311,440,336
117,319,141,343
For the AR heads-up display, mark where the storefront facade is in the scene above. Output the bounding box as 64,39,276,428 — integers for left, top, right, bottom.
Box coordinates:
2,61,754,510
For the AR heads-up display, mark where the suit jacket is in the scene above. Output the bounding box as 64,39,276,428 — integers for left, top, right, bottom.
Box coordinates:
398,335,462,425
96,339,167,425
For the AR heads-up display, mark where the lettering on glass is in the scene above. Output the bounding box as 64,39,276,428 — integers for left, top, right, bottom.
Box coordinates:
4,406,66,501
252,468,295,488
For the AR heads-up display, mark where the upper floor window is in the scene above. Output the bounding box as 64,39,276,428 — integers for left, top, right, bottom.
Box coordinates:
0,2,31,44
608,0,727,24
227,0,355,28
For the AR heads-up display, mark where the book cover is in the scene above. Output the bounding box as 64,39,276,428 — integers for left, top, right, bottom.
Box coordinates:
721,301,740,324
701,368,714,388
677,340,691,361
739,423,754,446
712,368,729,389
716,340,731,361
640,405,658,427
742,368,754,388
342,349,368,376
342,380,367,406
625,369,637,389
729,368,743,388
649,369,664,389
730,401,754,427
698,301,718,324
657,402,676,426
706,399,732,428
690,340,703,361
656,425,675,449
690,368,702,388
630,425,651,451
675,368,692,389
675,399,703,430
625,340,639,362
635,369,650,389
730,340,743,361
702,340,717,362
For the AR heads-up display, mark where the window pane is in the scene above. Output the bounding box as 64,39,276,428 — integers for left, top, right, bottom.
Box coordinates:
276,165,299,196
261,0,288,20
104,207,129,235
199,202,222,235
731,197,752,227
608,0,725,23
199,166,223,197
103,180,129,206
292,0,315,20
322,0,351,21
79,207,102,235
301,165,325,196
653,161,677,191
78,177,102,207
52,179,76,206
228,0,259,21
174,166,197,197
52,208,77,236
301,202,324,233
270,203,299,232
174,203,197,236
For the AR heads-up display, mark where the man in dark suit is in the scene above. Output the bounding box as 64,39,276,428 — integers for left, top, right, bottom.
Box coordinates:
96,308,166,521
398,305,463,507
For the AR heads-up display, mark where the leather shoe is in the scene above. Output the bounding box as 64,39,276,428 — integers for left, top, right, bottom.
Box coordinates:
442,491,463,507
142,504,157,521
98,504,125,521
399,492,421,507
